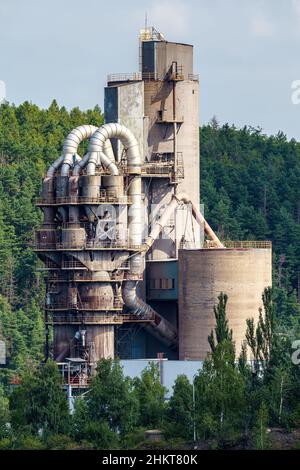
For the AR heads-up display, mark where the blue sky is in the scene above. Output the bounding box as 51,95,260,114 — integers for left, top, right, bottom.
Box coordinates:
1,0,300,139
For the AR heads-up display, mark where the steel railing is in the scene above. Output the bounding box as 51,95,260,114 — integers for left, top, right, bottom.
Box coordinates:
46,298,124,310
48,312,155,324
33,239,140,251
223,240,272,249
47,270,143,282
61,260,87,270
36,194,132,206
107,72,199,82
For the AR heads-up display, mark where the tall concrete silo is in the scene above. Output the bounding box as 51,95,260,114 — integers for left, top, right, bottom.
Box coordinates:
178,243,272,360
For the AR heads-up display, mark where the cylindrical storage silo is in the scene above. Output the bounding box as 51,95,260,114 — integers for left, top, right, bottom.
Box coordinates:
61,227,86,248
102,175,124,198
78,277,114,310
79,175,101,221
178,246,272,360
86,325,114,360
53,324,77,361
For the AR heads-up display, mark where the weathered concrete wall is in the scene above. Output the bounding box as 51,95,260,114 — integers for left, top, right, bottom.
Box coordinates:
53,324,114,361
178,248,272,360
105,82,144,160
142,41,194,78
87,325,114,360
143,78,200,258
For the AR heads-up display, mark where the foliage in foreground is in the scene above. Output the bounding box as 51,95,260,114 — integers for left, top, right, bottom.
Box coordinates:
1,289,300,450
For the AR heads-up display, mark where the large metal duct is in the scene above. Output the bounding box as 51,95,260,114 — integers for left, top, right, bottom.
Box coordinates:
86,123,178,347
61,125,98,176
47,124,99,178
122,192,223,348
122,281,178,348
87,123,142,272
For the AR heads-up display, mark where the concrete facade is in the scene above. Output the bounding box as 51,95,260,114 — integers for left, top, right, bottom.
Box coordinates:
178,248,272,360
104,34,201,359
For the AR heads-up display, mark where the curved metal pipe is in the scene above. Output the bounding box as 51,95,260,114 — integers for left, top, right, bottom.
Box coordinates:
47,155,64,177
122,281,178,348
89,123,177,347
87,122,142,258
61,125,98,176
144,193,224,250
87,123,140,175
46,125,101,177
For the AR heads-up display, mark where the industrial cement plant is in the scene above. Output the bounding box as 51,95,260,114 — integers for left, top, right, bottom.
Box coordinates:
34,27,272,383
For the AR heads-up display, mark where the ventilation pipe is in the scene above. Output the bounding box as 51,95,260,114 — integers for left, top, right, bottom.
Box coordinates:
61,125,98,176
47,124,101,178
144,193,225,250
43,126,97,229
87,123,142,273
122,194,224,349
87,123,178,347
122,281,178,348
52,125,115,225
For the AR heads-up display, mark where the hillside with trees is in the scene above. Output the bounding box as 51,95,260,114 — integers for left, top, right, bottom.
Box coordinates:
0,101,103,370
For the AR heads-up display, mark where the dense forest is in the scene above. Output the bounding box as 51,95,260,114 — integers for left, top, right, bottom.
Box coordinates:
0,101,104,370
0,102,300,449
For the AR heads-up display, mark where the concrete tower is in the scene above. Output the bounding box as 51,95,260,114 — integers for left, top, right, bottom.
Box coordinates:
105,27,200,358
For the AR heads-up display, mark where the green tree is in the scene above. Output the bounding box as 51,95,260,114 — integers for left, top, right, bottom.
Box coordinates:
195,340,246,447
10,360,70,437
165,374,193,439
86,359,139,436
0,384,10,439
253,401,269,450
133,362,166,429
208,292,233,354
246,287,275,374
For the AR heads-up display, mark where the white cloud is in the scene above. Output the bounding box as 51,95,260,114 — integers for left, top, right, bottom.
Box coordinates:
292,0,300,16
145,0,190,37
251,15,275,37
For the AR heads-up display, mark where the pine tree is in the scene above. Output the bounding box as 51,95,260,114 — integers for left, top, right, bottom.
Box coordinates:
133,362,167,429
166,374,193,439
253,401,269,450
87,359,139,435
246,287,275,374
10,360,70,436
208,292,233,354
